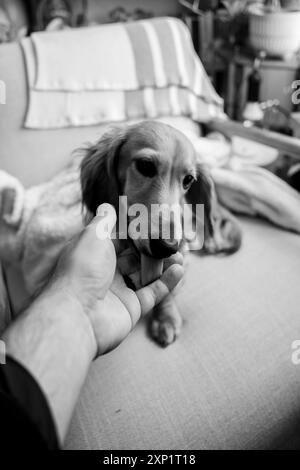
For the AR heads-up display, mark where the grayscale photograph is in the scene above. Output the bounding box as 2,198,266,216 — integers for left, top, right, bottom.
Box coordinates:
0,0,300,455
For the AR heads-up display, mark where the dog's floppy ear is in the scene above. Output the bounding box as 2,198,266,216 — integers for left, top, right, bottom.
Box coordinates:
185,164,241,254
80,126,127,215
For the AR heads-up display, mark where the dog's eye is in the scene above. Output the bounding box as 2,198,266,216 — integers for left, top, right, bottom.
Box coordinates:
183,175,195,190
135,159,157,178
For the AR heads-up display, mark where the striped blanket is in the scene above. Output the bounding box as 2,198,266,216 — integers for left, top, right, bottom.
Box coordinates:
21,17,225,129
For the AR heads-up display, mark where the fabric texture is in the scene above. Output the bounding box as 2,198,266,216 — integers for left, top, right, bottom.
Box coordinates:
188,134,300,233
65,217,300,450
212,164,300,233
0,158,83,296
21,17,224,129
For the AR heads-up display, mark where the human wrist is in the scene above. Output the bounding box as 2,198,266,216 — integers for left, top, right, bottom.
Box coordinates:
5,284,97,364
41,283,98,360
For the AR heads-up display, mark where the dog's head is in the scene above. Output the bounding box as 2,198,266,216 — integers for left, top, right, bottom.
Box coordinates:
81,121,240,258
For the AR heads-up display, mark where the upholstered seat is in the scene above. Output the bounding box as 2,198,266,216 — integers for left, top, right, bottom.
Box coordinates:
1,33,300,450
66,218,300,450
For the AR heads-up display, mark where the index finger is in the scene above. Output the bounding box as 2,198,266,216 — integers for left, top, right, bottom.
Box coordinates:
136,264,184,316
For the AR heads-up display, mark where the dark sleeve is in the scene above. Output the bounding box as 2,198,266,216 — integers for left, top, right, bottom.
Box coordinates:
0,356,59,450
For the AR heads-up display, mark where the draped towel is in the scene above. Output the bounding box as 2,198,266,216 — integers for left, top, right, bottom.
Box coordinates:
21,17,225,129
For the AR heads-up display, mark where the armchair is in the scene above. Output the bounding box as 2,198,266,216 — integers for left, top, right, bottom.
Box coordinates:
0,20,300,450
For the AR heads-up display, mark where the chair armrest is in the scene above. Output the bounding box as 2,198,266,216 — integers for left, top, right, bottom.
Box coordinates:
208,119,300,161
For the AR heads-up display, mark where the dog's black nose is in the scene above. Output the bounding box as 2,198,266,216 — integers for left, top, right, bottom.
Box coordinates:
149,238,179,259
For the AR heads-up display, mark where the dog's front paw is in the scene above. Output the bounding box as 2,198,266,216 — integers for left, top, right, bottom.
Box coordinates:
149,300,182,347
150,317,181,347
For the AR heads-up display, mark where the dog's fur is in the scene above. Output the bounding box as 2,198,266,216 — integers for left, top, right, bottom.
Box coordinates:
80,121,241,346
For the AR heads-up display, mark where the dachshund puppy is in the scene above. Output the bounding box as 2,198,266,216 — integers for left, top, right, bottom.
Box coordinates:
80,121,241,346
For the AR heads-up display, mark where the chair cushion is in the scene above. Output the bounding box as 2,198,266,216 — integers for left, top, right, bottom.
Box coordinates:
65,217,300,450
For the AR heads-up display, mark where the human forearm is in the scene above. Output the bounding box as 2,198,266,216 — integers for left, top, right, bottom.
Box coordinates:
3,284,96,444
1,211,183,447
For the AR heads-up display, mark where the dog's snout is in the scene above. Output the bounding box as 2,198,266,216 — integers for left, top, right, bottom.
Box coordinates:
149,238,179,259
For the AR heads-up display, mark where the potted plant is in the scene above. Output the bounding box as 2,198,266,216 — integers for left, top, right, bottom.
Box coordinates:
217,0,253,46
249,0,300,58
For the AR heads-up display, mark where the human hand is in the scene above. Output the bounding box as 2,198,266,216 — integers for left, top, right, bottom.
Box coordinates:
52,205,184,356
2,205,183,443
